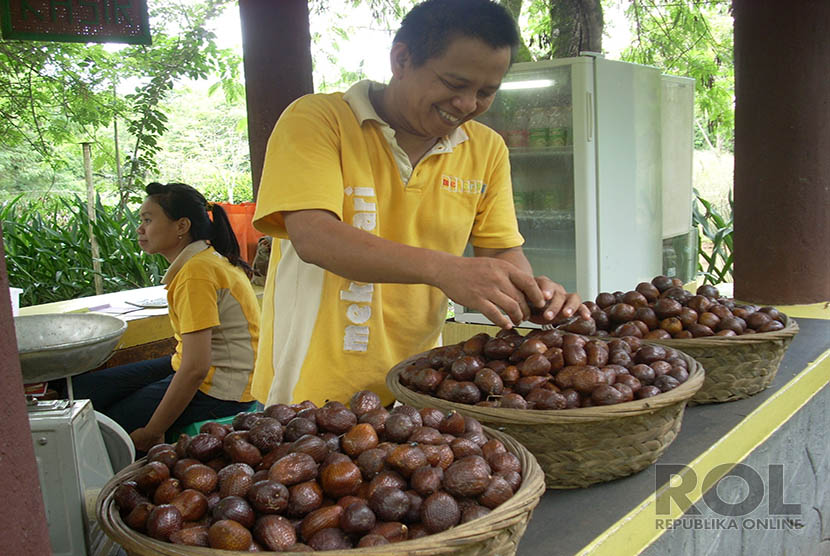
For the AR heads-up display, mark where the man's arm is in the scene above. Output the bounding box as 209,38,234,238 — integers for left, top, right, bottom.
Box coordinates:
284,209,544,328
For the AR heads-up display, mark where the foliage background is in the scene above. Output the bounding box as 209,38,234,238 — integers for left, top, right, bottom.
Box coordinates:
0,0,243,206
1,0,735,207
1,196,167,306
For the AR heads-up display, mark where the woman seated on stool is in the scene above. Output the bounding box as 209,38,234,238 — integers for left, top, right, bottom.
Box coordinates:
72,182,261,453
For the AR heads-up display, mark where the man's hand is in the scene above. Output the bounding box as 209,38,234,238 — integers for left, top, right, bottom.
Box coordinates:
434,256,544,329
527,275,591,324
457,246,588,328
283,210,588,329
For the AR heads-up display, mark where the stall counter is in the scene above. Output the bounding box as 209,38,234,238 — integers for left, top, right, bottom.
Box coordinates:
17,285,263,362
445,302,829,555
18,289,829,554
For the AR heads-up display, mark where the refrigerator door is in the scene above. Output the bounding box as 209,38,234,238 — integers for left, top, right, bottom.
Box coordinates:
660,74,697,284
454,58,595,325
476,58,595,295
593,57,664,295
454,57,683,326
661,74,695,239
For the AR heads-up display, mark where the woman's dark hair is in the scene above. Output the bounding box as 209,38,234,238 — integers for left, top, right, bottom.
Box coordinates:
393,0,520,67
145,182,252,276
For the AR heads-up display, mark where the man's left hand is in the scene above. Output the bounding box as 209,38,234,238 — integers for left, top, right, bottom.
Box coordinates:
527,276,591,324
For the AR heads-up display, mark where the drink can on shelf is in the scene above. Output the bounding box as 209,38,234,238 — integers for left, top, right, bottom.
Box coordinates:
528,108,549,148
504,128,529,148
503,106,529,147
548,127,568,146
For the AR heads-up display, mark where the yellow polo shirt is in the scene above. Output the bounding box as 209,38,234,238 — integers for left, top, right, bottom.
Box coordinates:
163,241,259,402
252,80,523,407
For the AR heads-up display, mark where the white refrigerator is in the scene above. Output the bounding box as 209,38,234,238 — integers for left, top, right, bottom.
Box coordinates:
454,54,695,325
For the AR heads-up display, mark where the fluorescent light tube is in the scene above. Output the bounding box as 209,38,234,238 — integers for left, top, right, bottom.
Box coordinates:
500,79,556,90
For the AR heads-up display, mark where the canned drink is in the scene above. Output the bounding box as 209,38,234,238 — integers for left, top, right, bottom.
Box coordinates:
548,127,568,146
504,129,528,148
9,287,22,316
528,108,548,148
528,127,548,147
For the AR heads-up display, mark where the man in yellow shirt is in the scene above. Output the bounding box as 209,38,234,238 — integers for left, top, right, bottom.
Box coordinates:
252,0,589,407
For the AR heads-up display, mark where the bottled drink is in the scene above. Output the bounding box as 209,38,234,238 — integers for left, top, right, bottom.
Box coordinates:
503,107,529,148
547,106,568,147
528,107,549,148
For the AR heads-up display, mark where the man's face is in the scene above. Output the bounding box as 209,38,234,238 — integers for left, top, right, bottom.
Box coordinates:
392,36,511,139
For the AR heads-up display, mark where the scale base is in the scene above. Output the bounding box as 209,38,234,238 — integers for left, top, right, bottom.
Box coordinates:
29,399,122,556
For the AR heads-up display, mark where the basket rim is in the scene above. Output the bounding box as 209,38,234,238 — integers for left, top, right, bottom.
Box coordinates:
626,313,798,348
386,345,704,425
96,427,546,555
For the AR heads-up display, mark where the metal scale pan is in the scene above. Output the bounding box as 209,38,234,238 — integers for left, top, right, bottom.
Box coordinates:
15,313,131,556
16,313,127,384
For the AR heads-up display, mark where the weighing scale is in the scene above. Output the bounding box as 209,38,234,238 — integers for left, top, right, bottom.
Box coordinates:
16,313,135,556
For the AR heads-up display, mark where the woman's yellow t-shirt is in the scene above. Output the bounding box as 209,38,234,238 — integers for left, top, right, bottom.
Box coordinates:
164,241,260,402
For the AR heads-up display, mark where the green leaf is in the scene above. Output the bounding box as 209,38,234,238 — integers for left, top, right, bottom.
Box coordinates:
692,188,733,285
3,195,167,305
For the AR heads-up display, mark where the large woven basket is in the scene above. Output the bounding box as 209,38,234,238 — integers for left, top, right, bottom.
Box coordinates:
97,426,545,556
643,314,798,404
387,349,703,489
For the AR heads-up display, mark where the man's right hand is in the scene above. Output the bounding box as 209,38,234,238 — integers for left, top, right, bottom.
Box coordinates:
284,210,551,329
433,256,541,329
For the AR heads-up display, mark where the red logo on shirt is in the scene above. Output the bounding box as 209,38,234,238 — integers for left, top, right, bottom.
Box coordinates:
440,175,486,194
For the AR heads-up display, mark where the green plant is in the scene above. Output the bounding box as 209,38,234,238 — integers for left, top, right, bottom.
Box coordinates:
0,1,240,206
693,188,733,285
153,84,252,201
620,0,734,153
1,196,167,307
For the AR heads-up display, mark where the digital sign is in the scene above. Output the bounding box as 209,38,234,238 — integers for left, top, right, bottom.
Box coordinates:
0,0,151,44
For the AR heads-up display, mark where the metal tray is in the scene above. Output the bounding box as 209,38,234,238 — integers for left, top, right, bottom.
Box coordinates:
15,313,127,382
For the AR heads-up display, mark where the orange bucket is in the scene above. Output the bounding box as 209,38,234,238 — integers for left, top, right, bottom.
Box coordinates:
215,202,264,264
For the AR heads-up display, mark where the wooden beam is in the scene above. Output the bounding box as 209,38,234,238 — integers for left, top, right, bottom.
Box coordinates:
733,0,830,304
238,0,314,197
0,227,52,554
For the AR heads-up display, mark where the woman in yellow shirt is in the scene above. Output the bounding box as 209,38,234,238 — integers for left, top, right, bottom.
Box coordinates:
72,182,260,452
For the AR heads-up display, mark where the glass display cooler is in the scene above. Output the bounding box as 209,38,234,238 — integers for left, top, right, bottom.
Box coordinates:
455,54,695,325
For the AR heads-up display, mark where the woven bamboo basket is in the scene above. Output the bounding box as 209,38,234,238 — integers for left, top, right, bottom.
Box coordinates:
97,426,545,556
643,314,798,404
387,349,704,489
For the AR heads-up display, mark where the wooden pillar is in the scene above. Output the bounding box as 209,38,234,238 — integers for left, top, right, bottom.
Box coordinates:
0,227,53,554
238,0,314,197
733,0,830,304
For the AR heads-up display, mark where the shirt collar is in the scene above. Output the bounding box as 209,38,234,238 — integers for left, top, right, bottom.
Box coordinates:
343,79,469,150
161,240,210,285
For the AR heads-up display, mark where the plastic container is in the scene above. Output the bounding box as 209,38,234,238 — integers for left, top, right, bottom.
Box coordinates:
9,287,22,316
503,106,529,147
547,106,570,146
214,202,264,264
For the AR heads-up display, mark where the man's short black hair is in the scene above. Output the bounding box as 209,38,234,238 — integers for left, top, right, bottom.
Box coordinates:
393,0,520,67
